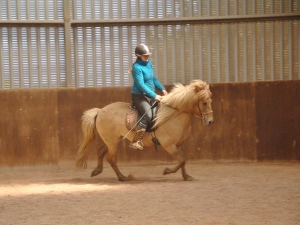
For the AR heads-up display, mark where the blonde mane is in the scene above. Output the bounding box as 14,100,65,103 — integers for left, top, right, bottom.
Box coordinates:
153,80,212,128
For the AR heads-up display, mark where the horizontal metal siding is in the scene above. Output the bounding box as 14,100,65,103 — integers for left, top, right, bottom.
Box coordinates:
0,0,65,89
71,0,300,87
0,0,299,89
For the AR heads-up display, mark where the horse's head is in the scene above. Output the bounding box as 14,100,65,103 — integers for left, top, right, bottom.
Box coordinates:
193,81,214,126
157,80,214,127
197,95,214,126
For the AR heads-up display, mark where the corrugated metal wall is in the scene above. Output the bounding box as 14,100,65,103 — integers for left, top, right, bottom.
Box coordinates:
0,0,299,89
0,0,66,88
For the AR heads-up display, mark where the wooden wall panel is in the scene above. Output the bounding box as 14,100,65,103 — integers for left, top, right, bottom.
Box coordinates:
0,81,299,167
255,81,300,160
0,89,59,166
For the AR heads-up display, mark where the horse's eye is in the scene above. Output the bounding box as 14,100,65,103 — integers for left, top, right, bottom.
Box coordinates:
203,102,207,106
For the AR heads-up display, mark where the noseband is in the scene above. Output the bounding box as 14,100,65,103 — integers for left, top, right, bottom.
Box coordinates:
195,100,213,121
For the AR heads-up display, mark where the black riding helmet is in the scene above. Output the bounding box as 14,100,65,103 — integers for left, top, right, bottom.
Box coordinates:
135,44,152,57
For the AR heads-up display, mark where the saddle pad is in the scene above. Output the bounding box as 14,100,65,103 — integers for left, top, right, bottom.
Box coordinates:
125,105,138,131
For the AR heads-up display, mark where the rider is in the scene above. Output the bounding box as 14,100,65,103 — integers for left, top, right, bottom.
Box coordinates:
129,44,168,150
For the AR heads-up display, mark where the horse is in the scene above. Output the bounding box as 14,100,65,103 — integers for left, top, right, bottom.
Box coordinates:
75,80,214,181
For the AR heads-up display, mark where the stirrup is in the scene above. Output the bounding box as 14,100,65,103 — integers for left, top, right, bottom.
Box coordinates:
129,140,144,150
129,128,146,150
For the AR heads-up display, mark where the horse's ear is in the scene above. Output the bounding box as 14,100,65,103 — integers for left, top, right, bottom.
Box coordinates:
194,85,201,93
194,83,205,93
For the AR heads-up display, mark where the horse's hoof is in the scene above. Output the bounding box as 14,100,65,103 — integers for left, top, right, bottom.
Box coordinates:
91,169,102,177
117,175,129,181
184,176,194,181
118,175,135,181
163,168,172,175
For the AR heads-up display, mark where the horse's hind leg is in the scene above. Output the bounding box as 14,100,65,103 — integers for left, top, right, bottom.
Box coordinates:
91,145,108,177
106,145,129,181
180,163,193,181
163,145,194,181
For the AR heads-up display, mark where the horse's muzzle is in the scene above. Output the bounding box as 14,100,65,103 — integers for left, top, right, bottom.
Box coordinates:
208,120,214,126
203,117,214,126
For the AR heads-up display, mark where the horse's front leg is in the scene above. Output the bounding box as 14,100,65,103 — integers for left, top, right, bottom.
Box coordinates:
163,145,194,181
91,145,108,177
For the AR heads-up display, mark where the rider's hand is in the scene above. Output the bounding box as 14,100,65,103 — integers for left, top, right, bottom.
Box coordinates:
162,90,168,96
155,95,163,102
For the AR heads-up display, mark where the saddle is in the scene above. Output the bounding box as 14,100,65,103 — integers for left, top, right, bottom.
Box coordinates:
125,103,159,132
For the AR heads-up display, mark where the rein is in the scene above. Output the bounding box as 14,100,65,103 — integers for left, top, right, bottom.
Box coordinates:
161,99,213,122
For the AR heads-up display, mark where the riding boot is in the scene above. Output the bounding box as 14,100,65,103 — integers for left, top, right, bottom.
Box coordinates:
129,126,147,150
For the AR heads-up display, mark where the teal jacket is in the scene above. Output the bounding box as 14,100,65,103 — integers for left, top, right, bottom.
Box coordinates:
131,59,165,98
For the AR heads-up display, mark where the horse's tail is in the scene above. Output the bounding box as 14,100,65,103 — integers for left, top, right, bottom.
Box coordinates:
75,108,99,169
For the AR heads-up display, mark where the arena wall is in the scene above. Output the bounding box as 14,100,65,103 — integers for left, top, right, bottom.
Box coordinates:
0,80,299,167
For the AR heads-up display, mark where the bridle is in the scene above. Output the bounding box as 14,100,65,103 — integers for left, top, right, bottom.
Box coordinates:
195,99,213,121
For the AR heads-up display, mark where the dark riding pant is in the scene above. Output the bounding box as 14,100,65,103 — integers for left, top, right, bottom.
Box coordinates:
131,93,156,130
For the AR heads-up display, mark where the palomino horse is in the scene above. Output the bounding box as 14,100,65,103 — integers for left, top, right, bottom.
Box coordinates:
76,80,214,181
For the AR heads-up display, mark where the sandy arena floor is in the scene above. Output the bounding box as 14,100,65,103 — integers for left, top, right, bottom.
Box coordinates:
0,161,299,225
